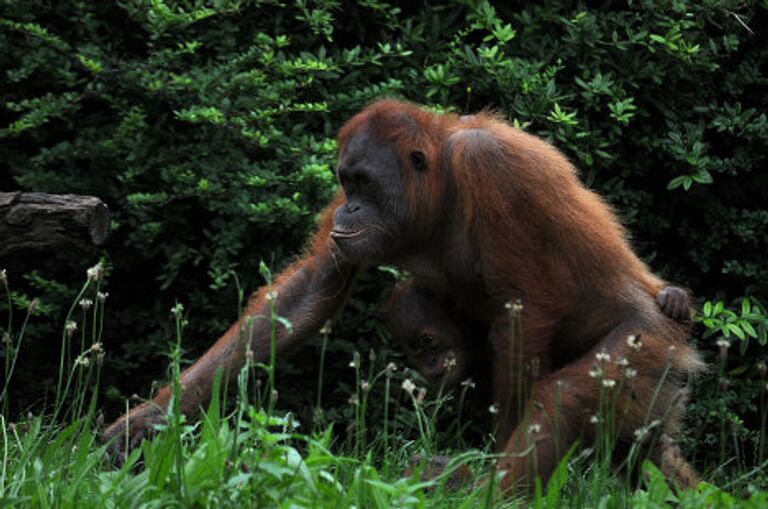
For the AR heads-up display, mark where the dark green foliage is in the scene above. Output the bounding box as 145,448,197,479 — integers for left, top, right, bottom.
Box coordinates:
1,0,766,475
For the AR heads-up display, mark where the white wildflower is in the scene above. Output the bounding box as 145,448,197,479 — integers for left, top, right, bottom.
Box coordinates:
349,351,360,370
319,320,332,335
170,303,184,318
715,339,730,350
634,419,662,442
86,264,103,281
595,350,611,363
65,320,78,338
626,334,642,351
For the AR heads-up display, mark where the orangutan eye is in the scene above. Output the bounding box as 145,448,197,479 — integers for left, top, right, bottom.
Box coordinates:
410,151,427,172
419,333,433,347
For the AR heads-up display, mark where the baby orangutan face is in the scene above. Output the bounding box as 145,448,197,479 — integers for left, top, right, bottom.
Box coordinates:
399,324,469,389
384,286,470,390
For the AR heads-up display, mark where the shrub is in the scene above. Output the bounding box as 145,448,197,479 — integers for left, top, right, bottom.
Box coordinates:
1,0,766,472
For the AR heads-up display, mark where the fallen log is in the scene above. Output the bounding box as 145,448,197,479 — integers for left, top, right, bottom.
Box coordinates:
0,192,109,258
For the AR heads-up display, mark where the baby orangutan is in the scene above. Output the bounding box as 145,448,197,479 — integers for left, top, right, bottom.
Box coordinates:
384,284,486,390
385,282,691,392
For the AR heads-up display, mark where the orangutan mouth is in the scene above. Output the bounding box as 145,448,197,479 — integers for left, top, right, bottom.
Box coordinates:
330,228,365,239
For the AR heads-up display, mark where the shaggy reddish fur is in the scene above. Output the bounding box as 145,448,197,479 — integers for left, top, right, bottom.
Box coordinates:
105,99,702,493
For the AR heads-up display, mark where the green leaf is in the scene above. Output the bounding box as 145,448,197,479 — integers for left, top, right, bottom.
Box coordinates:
727,323,745,340
742,322,757,338
692,170,713,184
728,364,749,376
642,460,671,503
667,175,687,190
741,298,751,315
491,22,516,43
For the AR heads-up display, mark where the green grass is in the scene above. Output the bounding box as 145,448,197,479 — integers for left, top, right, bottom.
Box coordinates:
2,266,768,508
3,400,767,508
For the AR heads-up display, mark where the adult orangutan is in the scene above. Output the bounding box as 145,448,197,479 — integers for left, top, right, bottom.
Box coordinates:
104,99,702,491
384,281,698,488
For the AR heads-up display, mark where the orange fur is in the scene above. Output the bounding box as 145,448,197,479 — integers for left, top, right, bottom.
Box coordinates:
104,100,701,493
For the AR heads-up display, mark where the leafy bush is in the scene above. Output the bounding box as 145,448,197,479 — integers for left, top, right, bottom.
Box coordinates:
1,0,766,473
